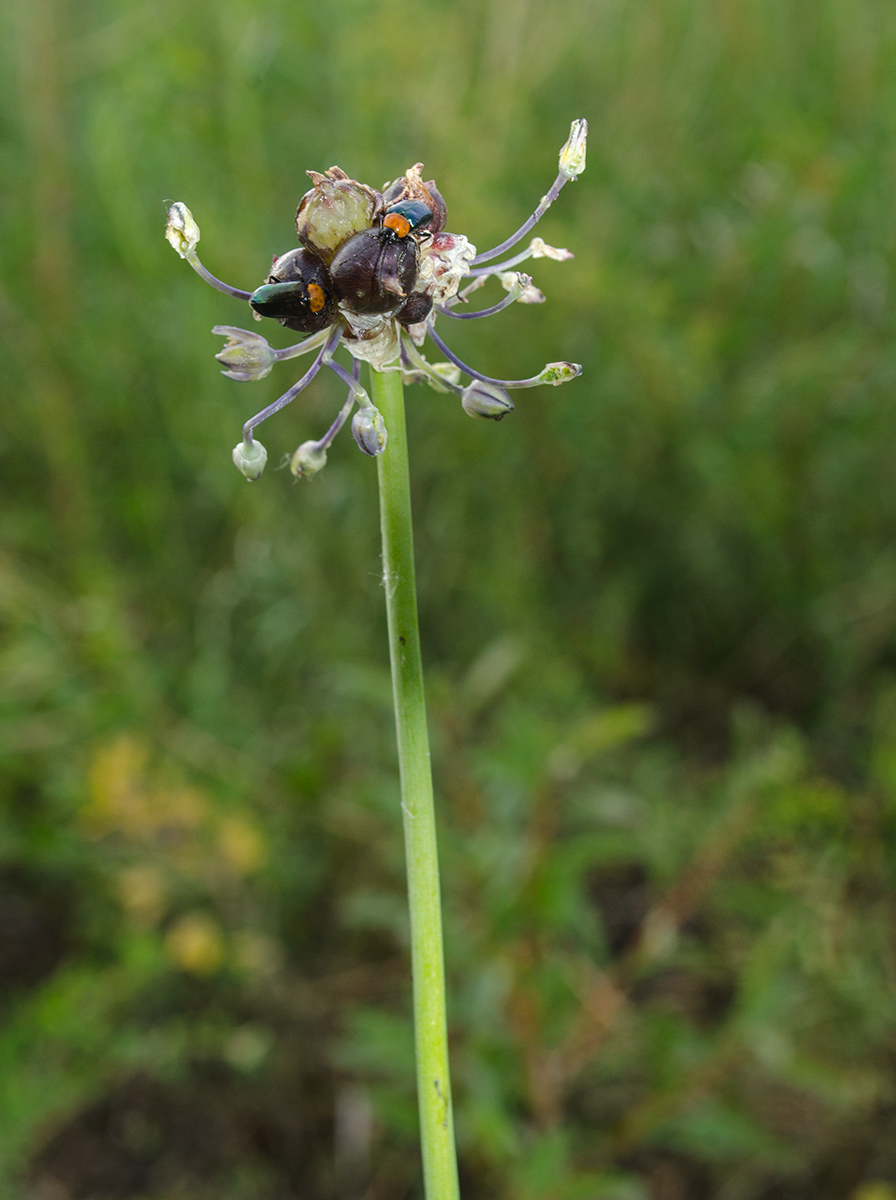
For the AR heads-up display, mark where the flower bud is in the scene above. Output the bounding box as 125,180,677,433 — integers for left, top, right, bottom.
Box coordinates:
290,440,327,478
559,118,588,181
537,361,583,386
213,326,277,381
165,202,200,258
351,405,388,456
295,169,380,265
461,381,514,420
232,438,268,480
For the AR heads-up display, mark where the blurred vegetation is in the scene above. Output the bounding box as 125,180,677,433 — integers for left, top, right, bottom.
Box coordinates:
3,0,896,1197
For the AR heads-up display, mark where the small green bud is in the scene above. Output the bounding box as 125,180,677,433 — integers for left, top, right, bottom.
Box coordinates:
165,202,200,258
232,438,268,481
537,361,582,385
295,169,380,265
213,326,277,381
558,118,588,181
461,381,515,420
290,440,327,478
351,405,388,456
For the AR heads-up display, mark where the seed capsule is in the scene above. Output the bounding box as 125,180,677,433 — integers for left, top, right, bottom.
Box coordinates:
294,169,381,264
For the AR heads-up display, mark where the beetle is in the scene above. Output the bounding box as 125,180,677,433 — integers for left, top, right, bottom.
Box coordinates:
380,199,434,242
382,177,447,234
249,247,336,333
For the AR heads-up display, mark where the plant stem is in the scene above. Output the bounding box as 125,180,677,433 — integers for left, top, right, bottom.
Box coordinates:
370,365,460,1200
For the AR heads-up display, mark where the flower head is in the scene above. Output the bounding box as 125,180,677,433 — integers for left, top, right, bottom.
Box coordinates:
166,119,587,480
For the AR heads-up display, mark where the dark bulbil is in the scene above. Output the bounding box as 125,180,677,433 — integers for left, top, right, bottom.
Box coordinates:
249,248,336,333
394,292,433,327
329,228,420,315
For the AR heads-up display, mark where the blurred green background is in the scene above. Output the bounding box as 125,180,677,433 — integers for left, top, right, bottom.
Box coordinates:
3,0,896,1197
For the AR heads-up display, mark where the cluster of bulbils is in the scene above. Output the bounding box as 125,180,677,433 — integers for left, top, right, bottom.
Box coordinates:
165,119,587,481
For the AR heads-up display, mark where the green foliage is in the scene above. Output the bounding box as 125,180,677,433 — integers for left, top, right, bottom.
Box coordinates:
3,0,896,1197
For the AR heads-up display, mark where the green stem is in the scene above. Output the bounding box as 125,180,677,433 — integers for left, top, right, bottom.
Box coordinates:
370,365,460,1200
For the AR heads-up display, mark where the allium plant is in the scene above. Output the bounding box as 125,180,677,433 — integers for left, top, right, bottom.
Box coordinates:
166,119,586,1200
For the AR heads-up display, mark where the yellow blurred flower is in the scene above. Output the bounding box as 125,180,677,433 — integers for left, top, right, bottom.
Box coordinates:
217,816,266,875
83,734,209,840
85,734,150,834
164,913,225,975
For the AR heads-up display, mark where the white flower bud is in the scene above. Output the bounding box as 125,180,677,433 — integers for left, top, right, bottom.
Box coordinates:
537,361,582,386
232,438,268,480
165,202,200,258
461,382,514,420
213,326,278,381
290,441,328,478
351,405,388,456
558,119,588,181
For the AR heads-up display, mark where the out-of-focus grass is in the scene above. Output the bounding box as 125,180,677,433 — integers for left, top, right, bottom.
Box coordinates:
3,0,896,1197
